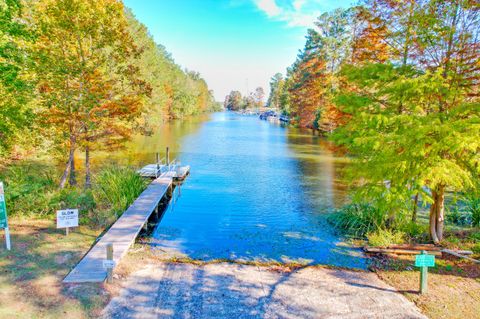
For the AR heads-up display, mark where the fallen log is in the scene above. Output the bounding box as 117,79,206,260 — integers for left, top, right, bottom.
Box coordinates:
441,249,480,264
364,247,443,256
387,244,440,251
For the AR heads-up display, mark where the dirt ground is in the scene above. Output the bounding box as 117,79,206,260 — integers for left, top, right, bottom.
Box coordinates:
370,255,480,319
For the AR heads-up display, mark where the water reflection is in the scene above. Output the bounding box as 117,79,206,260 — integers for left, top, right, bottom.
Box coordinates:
142,112,365,268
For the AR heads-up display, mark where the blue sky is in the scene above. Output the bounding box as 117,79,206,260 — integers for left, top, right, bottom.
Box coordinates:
123,0,353,101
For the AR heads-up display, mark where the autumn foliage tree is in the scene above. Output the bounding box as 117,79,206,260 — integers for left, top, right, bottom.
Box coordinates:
32,0,149,188
333,0,480,243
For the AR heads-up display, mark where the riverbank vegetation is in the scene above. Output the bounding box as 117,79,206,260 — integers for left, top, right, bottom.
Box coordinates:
1,0,220,185
266,0,479,247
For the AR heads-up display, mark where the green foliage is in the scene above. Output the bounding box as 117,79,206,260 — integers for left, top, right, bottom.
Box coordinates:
93,166,147,218
0,162,57,216
446,209,471,227
367,229,405,247
1,162,146,228
398,222,429,242
0,0,34,156
464,194,480,227
328,203,386,238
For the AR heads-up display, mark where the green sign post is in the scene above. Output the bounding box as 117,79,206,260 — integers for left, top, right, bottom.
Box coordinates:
0,182,11,250
415,250,435,294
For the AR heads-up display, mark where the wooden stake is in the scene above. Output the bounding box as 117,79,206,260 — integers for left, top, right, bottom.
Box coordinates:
106,243,113,283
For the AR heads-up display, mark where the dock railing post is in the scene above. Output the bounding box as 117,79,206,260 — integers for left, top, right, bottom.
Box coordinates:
166,147,170,166
156,152,160,178
106,243,113,283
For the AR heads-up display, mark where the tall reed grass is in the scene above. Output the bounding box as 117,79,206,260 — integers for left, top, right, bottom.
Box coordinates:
94,166,147,218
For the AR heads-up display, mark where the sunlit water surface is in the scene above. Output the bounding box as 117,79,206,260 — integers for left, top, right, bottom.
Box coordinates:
99,112,366,268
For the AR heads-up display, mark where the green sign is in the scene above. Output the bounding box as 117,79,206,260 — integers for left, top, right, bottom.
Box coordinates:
415,253,435,267
0,182,7,229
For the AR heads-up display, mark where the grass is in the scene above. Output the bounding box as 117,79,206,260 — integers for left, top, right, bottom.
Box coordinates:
0,160,149,318
370,254,480,319
0,219,108,318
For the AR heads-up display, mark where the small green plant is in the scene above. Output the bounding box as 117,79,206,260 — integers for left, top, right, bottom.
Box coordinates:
446,209,471,226
328,203,386,238
399,221,428,242
367,229,405,247
464,194,480,227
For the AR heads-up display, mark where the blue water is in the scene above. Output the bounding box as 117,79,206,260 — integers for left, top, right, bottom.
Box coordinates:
150,112,366,268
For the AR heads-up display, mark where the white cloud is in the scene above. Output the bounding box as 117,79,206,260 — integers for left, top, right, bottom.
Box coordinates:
253,0,345,28
257,0,282,17
293,0,307,10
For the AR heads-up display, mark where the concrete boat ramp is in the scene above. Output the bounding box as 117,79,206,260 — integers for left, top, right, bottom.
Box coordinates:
63,162,189,283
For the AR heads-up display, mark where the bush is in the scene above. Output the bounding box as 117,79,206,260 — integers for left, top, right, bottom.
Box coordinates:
328,203,386,238
50,188,96,223
367,229,405,247
464,195,480,227
0,162,57,216
399,221,429,242
446,209,471,226
93,166,147,224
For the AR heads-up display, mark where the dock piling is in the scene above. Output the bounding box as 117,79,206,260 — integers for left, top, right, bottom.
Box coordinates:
106,243,113,283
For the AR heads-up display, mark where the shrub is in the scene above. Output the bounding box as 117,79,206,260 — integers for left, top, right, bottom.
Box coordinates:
367,229,405,247
446,209,471,226
328,203,386,238
399,221,429,242
0,162,57,216
50,188,96,223
464,195,480,227
93,166,147,223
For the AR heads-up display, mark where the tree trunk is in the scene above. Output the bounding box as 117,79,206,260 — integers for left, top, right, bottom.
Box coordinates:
429,186,445,244
85,142,91,189
412,193,419,222
69,151,77,187
435,186,445,242
59,152,72,189
60,136,76,188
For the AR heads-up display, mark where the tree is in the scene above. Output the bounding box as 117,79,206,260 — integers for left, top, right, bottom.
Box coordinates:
224,91,243,111
253,87,265,108
286,8,353,129
333,0,480,243
32,0,148,188
0,0,33,157
266,73,284,109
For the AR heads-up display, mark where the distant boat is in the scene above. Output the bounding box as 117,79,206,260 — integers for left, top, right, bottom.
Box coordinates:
259,110,277,120
279,115,289,123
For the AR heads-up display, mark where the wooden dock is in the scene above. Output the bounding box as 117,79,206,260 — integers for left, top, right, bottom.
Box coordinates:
63,176,173,283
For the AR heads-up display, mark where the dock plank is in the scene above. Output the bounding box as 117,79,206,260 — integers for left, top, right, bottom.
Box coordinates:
63,176,173,283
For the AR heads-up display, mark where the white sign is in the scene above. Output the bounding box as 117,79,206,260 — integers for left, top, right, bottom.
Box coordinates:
56,209,79,228
103,260,116,269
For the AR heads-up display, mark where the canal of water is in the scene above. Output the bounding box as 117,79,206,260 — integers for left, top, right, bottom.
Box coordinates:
101,112,366,268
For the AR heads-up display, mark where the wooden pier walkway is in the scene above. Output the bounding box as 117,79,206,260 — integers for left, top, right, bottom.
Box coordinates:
63,176,173,283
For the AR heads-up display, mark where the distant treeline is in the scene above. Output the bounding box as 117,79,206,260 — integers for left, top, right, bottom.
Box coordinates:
0,0,220,186
265,0,479,243
224,87,265,111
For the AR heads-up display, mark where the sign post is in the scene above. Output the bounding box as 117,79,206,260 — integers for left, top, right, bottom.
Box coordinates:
56,209,79,235
0,182,11,250
415,250,435,294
